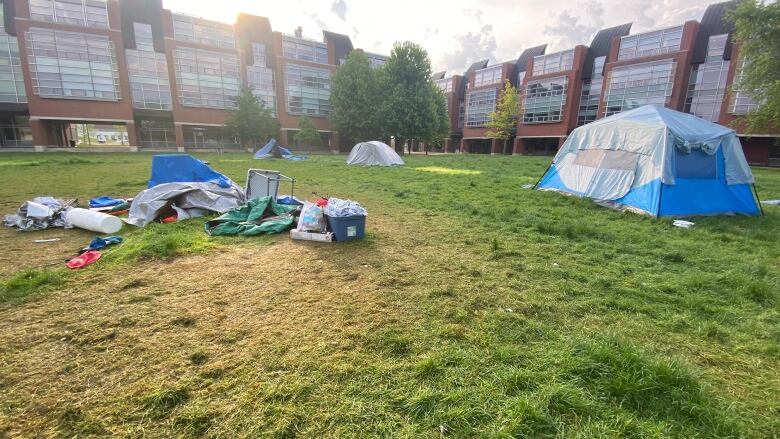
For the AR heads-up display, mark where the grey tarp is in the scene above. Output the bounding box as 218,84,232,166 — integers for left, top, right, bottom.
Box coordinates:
346,141,404,166
126,182,246,227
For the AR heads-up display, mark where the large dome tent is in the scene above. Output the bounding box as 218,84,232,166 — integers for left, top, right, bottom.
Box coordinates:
346,141,404,166
536,105,760,217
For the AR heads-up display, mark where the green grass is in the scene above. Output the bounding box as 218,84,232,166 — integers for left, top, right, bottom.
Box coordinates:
0,152,778,437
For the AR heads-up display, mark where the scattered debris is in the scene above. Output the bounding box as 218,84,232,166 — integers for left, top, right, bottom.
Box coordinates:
65,208,122,234
761,199,780,206
66,250,102,269
33,238,61,243
672,220,695,229
3,197,76,231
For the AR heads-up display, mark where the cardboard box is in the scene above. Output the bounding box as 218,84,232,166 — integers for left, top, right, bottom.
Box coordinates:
290,229,333,242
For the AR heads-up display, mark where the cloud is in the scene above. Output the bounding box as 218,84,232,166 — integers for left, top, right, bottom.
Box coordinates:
543,1,605,50
331,0,347,21
439,23,497,73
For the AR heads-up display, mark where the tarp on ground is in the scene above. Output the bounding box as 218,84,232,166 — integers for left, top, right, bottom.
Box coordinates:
126,182,246,227
148,154,236,188
204,196,299,236
254,139,307,160
536,104,759,217
346,141,404,166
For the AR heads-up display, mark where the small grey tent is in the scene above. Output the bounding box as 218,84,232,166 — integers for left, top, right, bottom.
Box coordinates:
346,141,404,166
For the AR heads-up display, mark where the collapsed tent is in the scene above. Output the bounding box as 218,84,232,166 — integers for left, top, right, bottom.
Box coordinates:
148,154,236,188
126,182,245,227
346,141,404,166
537,105,760,217
254,139,306,160
205,196,299,236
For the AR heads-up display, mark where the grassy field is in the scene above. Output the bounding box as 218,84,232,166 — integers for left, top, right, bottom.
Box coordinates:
0,152,778,438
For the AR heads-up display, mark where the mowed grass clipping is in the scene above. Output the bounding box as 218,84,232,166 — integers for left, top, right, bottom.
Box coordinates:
0,152,777,437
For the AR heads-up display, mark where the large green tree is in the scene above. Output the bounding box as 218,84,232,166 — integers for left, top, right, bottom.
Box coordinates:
295,115,321,150
330,51,381,142
380,41,447,153
485,80,519,154
225,86,279,148
422,83,450,152
727,0,780,132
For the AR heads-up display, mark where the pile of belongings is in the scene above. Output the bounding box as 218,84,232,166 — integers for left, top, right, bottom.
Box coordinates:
126,154,246,227
89,196,132,216
3,196,77,231
205,196,300,236
254,139,307,161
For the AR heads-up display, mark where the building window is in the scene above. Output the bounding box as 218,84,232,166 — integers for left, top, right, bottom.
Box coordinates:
618,25,683,61
284,63,331,116
577,56,605,126
0,7,27,104
366,52,388,68
25,28,120,100
522,76,568,124
517,70,526,86
435,78,453,93
705,33,728,62
730,57,759,115
174,47,240,109
247,43,276,116
458,101,464,129
684,63,728,122
0,115,32,147
126,23,171,111
29,0,109,29
465,88,496,127
172,14,235,49
532,50,574,76
282,35,328,64
474,65,503,87
139,119,175,148
602,59,677,117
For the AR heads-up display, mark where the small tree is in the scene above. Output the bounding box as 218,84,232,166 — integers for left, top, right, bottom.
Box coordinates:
295,115,320,151
727,0,780,133
226,86,279,149
485,80,519,154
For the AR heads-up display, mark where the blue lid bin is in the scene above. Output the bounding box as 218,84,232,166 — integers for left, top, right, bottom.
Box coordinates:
325,215,365,241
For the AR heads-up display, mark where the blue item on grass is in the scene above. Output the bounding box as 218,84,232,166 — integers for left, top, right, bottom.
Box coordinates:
87,235,123,250
89,196,124,208
148,154,234,189
326,215,365,241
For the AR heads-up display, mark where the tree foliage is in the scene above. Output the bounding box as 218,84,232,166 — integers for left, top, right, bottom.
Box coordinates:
485,80,519,153
727,0,780,132
330,51,381,142
225,86,279,148
295,115,320,148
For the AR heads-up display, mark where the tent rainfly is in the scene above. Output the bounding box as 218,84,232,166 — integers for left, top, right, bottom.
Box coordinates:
346,141,404,166
536,105,760,217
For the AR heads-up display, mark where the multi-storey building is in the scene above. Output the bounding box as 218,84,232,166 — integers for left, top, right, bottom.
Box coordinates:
434,0,778,166
0,0,383,152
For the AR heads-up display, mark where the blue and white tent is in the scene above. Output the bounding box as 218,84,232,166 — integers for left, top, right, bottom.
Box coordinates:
253,139,306,160
536,105,760,217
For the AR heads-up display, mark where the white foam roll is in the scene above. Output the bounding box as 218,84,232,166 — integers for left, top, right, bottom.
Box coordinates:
65,208,122,234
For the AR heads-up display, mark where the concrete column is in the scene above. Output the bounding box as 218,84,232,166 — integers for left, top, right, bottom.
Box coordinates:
174,123,185,152
490,138,503,155
330,131,340,153
444,138,452,153
513,137,526,155
30,119,49,152
126,121,139,149
460,138,468,153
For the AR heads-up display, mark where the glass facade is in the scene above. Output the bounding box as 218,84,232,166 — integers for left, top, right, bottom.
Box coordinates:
532,50,574,76
25,27,120,100
172,14,235,49
246,43,276,116
282,35,328,64
174,47,240,109
139,119,175,148
602,59,676,117
465,88,496,127
0,7,26,103
126,23,171,110
0,115,32,147
435,78,453,93
474,65,502,87
577,56,605,126
284,63,331,116
522,76,568,124
730,58,759,115
618,25,683,61
29,0,109,29
684,35,729,122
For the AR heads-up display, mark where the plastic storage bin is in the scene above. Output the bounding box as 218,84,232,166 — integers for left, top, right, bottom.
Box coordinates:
325,215,366,241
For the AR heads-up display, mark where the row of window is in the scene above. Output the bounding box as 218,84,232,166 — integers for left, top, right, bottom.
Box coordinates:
29,0,109,29
522,76,568,123
473,65,502,87
532,50,574,76
247,42,276,116
465,88,496,127
618,25,683,61
126,23,171,110
0,8,26,103
435,78,453,93
172,14,235,49
282,35,328,64
284,63,331,116
173,47,240,110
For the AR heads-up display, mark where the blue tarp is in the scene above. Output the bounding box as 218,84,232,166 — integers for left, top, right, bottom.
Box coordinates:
148,154,234,189
89,196,124,208
254,139,307,161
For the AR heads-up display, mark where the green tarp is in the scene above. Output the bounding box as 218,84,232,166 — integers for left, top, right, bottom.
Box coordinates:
204,197,299,236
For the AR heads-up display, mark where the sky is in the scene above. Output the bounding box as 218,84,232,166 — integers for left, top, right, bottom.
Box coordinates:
162,0,719,74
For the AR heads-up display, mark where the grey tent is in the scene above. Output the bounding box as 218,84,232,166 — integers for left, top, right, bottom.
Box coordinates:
346,141,404,166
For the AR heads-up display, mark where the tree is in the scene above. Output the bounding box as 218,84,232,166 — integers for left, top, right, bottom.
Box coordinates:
225,86,279,148
380,41,447,154
421,83,450,153
330,51,381,142
485,79,519,154
727,0,780,133
295,115,320,150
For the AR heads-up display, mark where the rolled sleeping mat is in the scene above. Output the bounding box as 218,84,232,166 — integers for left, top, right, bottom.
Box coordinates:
65,208,122,234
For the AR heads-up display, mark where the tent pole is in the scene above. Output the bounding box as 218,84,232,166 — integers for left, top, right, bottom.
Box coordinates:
753,183,764,216
533,164,552,189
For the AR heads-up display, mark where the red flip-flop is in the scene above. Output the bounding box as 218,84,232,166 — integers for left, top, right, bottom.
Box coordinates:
66,250,102,269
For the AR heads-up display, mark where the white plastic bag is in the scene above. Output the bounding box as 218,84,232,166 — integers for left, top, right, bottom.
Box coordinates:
297,201,326,232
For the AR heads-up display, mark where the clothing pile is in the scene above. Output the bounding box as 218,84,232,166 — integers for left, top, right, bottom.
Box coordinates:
3,197,76,231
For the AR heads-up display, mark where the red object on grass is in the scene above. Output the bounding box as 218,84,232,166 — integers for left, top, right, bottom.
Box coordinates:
160,214,177,223
66,250,102,269
315,198,328,207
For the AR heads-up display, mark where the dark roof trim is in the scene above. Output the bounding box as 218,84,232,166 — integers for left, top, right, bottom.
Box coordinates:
583,23,632,79
692,1,738,64
515,44,547,73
